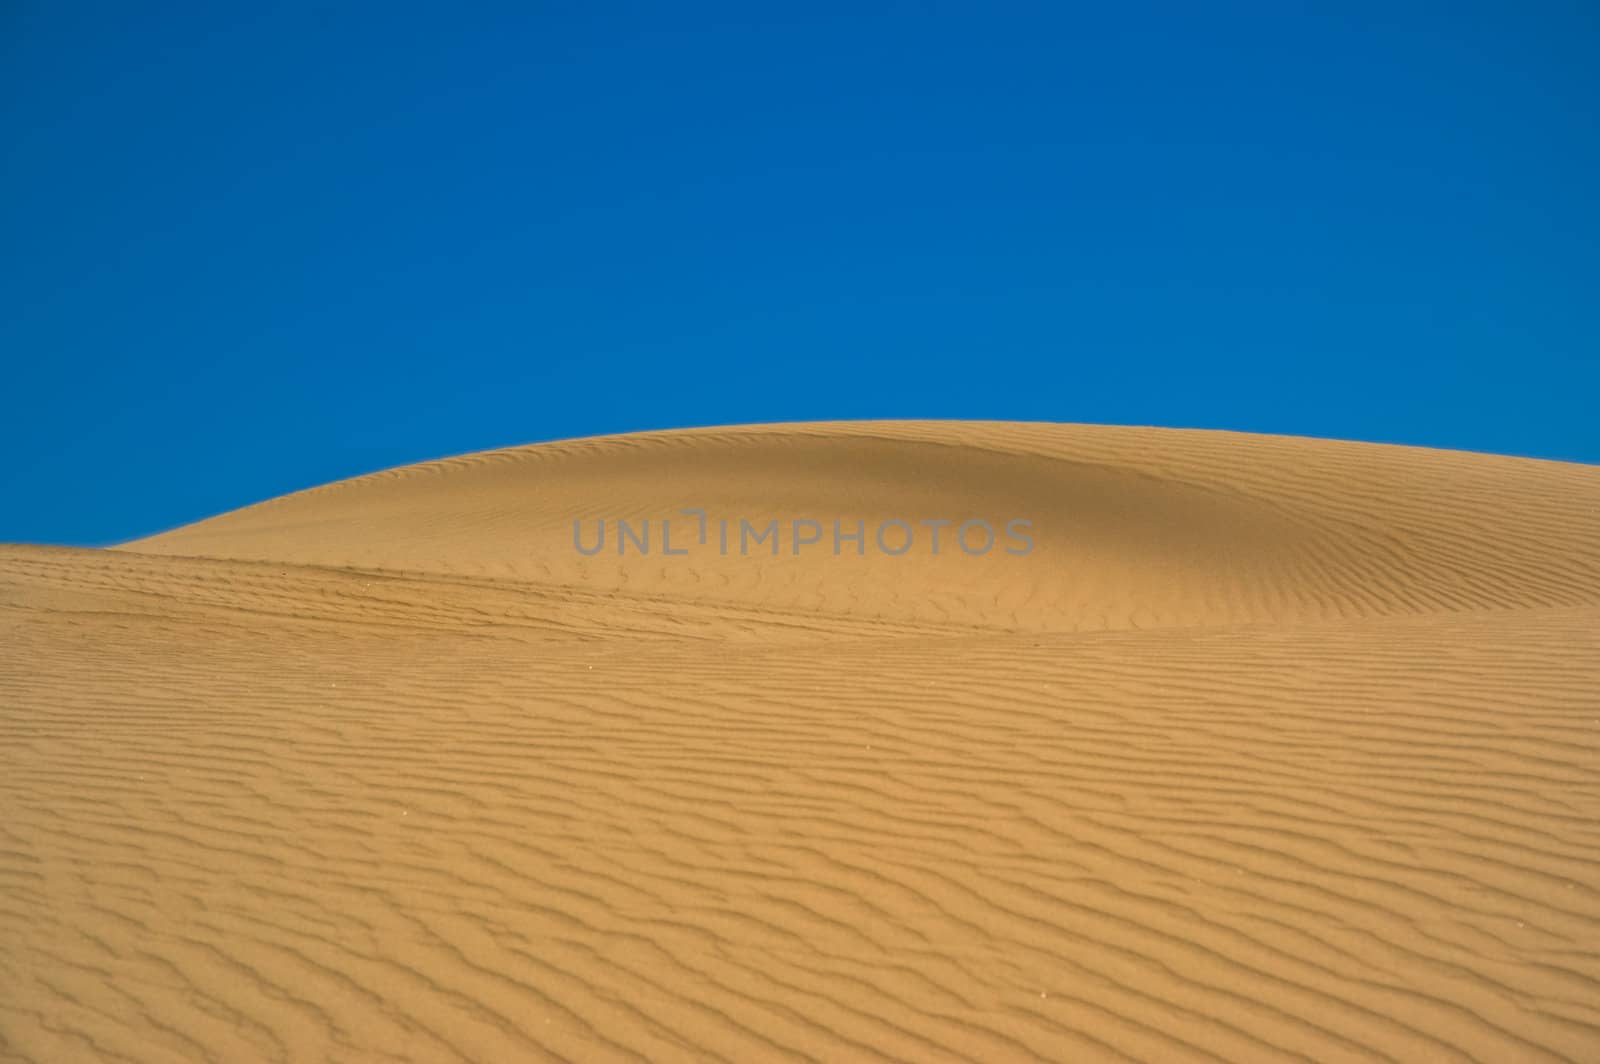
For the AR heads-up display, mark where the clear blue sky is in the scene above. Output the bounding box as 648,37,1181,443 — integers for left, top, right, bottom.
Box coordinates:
3,3,1596,546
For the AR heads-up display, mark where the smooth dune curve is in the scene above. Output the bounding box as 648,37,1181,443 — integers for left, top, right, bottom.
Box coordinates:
3,421,1599,1062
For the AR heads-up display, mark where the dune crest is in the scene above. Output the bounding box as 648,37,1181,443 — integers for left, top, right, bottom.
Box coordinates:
4,422,1599,1061
121,422,1600,633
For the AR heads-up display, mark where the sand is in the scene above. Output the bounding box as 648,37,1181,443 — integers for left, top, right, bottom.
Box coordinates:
2,420,1598,1062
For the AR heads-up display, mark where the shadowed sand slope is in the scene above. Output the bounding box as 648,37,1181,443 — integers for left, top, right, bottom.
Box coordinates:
3,422,1599,1062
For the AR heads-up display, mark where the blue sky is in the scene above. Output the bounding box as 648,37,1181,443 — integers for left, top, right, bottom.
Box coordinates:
3,2,1596,545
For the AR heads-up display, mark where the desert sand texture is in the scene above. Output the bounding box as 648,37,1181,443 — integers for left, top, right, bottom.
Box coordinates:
2,421,1599,1062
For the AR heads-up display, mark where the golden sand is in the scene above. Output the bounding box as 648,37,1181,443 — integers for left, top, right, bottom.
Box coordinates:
3,422,1598,1061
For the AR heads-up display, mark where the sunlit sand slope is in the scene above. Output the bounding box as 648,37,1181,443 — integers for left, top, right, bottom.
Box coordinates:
120,422,1600,632
3,422,1599,1062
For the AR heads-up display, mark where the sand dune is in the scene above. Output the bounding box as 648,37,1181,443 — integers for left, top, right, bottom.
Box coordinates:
3,421,1598,1061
